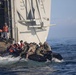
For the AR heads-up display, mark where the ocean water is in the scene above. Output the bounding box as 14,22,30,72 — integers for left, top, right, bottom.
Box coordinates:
0,38,76,75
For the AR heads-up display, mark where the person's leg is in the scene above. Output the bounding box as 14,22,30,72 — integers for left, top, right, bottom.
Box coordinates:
26,52,33,59
1,32,4,38
4,32,8,39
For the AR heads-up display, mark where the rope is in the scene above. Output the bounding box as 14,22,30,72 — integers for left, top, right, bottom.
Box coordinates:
33,27,41,43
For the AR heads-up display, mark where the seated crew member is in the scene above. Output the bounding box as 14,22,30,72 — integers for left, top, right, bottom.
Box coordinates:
36,42,52,56
30,42,39,51
19,40,24,50
9,43,22,56
20,41,29,57
26,43,37,60
7,44,15,53
43,42,52,51
42,42,53,58
14,43,22,53
35,42,45,56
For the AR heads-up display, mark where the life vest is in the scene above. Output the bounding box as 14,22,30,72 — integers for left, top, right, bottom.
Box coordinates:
9,49,14,53
20,43,24,48
3,26,8,32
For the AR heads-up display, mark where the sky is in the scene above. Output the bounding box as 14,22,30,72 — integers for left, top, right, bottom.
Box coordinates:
48,0,76,40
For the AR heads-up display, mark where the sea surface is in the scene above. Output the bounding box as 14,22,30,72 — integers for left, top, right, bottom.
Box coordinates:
0,38,76,75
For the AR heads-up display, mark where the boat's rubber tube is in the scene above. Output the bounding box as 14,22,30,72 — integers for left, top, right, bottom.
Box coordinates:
43,51,52,61
1,50,63,62
29,54,47,62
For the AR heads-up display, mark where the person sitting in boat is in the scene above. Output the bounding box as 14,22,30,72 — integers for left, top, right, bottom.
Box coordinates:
31,42,39,50
18,40,25,50
11,44,19,54
26,43,37,60
36,42,52,56
20,41,29,57
8,43,22,55
35,42,45,56
7,44,16,54
43,42,52,51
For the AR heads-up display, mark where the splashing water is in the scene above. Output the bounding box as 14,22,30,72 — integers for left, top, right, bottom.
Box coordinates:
0,56,21,65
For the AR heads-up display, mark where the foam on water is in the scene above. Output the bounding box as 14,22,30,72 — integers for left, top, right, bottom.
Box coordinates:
52,58,64,62
0,56,46,67
0,55,21,65
0,55,63,66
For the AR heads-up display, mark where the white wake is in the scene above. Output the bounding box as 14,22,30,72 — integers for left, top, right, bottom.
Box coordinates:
52,58,64,62
0,56,63,66
0,55,21,65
